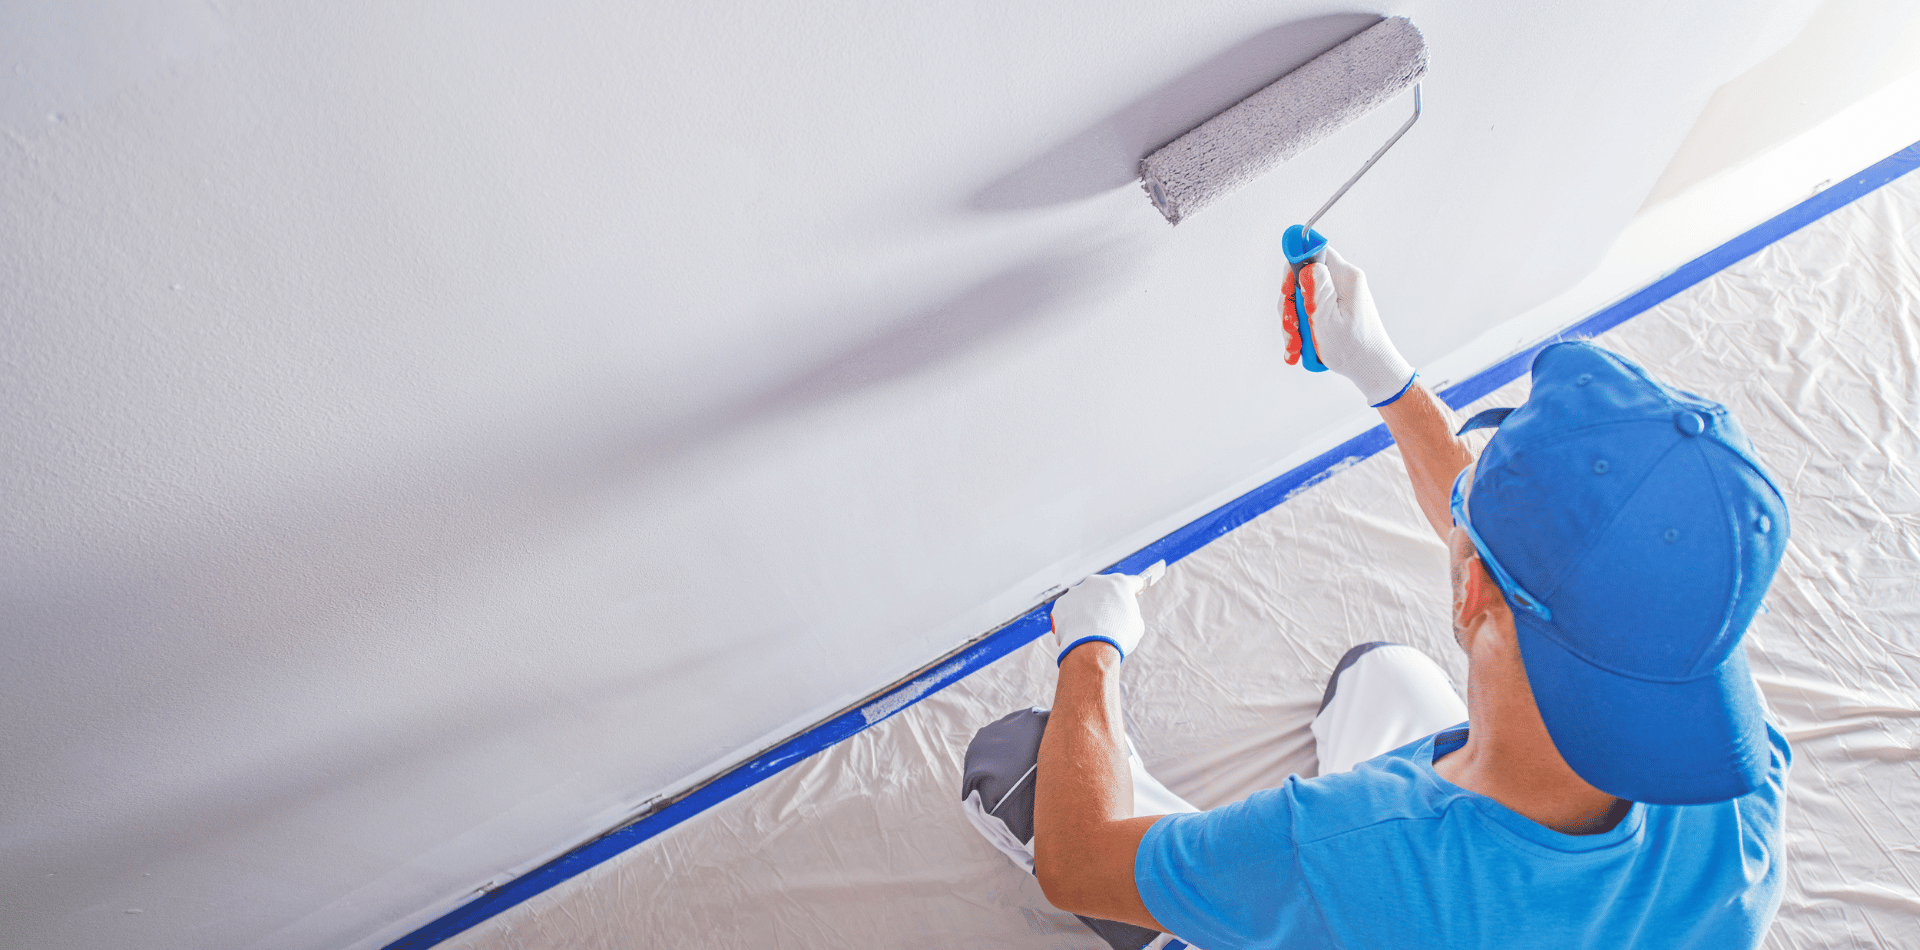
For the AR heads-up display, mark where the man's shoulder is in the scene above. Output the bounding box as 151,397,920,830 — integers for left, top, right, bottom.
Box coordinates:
1147,746,1443,850
1282,741,1458,843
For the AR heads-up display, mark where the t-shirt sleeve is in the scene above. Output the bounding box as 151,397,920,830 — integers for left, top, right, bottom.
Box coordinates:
1134,782,1322,948
1736,723,1793,882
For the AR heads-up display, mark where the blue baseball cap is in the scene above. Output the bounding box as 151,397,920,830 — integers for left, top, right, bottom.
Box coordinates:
1454,342,1789,804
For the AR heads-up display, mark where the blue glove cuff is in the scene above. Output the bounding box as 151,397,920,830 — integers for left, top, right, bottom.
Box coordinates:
1370,372,1418,408
1057,635,1123,666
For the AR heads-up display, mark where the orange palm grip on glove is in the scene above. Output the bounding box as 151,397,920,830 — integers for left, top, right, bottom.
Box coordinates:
1280,247,1417,407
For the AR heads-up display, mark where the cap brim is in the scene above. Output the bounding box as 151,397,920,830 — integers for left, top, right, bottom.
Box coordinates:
1515,615,1772,805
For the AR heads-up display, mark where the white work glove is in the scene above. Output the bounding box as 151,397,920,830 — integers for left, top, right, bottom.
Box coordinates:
1047,562,1164,665
1281,246,1417,407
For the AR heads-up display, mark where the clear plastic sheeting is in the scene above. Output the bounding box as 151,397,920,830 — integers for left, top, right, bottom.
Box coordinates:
444,173,1920,949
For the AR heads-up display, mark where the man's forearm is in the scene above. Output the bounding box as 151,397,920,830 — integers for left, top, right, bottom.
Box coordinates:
1037,645,1132,833
1033,646,1164,928
1378,383,1478,540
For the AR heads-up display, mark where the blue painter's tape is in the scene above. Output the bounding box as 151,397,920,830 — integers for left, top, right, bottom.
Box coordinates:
385,139,1920,950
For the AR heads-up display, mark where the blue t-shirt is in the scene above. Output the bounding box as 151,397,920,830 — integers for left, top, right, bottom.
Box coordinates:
1136,723,1790,949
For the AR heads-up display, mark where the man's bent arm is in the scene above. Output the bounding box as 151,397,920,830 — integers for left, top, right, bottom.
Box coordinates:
1033,645,1168,930
1377,383,1478,541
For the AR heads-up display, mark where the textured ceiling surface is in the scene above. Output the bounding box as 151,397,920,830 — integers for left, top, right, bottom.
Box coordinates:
0,1,1820,947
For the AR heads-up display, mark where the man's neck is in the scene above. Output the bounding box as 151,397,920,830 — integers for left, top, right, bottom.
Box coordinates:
1433,618,1631,836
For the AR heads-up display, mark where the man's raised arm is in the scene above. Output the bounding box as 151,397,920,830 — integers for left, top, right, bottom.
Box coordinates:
1282,248,1474,541
1376,385,1476,540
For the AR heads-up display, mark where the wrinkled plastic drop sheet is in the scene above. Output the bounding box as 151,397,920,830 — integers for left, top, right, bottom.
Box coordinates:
444,174,1920,949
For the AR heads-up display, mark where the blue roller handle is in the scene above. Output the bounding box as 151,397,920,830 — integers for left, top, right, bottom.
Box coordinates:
1283,224,1330,373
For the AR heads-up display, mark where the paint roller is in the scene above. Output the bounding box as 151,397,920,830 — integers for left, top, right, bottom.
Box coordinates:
1140,16,1428,372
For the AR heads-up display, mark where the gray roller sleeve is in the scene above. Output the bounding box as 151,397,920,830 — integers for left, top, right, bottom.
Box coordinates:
1140,16,1428,224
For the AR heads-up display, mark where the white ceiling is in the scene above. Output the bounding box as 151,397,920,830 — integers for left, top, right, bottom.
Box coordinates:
0,1,1845,947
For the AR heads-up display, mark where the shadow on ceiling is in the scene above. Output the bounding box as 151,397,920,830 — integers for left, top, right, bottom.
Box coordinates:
968,13,1381,212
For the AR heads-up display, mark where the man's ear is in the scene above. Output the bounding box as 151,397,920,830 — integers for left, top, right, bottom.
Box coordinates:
1452,552,1501,631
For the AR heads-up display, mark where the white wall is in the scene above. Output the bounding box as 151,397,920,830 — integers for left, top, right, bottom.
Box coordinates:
1644,0,1920,208
2,2,1878,948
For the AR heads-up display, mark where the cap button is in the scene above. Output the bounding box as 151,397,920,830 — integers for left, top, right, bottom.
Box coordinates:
1675,411,1706,436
